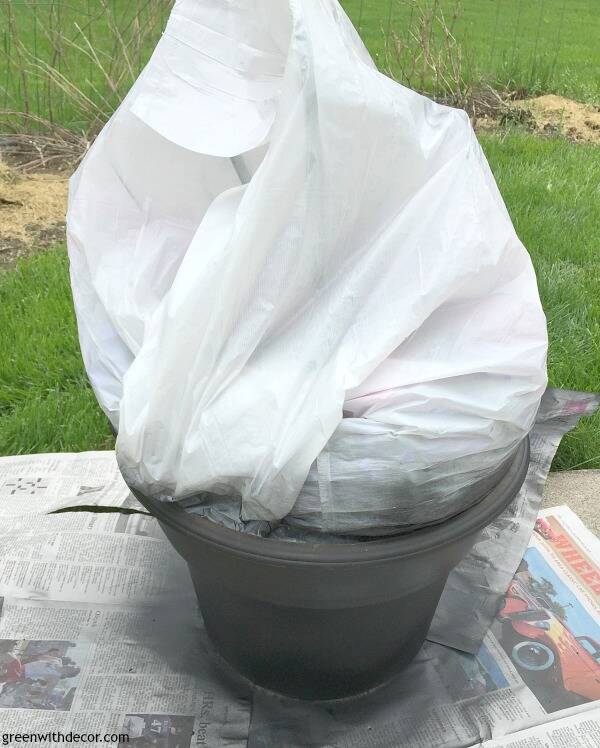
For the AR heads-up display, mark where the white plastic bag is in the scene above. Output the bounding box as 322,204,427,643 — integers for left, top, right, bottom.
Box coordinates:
67,0,547,532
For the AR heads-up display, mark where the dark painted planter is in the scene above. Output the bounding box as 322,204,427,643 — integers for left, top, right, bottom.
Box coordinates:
129,438,529,700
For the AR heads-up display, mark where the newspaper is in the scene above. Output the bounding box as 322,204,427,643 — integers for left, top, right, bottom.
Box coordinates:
0,510,250,744
0,452,141,517
484,706,600,747
431,388,600,652
481,505,600,748
0,388,598,746
3,504,599,747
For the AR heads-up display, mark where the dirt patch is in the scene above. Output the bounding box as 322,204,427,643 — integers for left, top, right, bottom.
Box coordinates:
0,163,68,267
512,95,600,144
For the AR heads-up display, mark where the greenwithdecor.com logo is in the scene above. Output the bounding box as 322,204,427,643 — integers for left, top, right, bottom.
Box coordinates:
2,733,129,746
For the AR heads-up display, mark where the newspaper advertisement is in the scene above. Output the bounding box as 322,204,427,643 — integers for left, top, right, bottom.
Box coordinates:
481,505,600,748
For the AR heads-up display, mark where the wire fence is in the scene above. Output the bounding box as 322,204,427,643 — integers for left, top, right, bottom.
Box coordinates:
0,0,172,134
0,0,587,138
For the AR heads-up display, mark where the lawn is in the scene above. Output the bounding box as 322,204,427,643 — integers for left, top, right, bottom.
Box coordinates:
0,130,598,468
343,0,600,103
1,0,599,135
0,248,113,454
482,131,600,470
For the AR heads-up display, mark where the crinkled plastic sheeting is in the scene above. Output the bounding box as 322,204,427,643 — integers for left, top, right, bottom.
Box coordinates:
67,0,548,535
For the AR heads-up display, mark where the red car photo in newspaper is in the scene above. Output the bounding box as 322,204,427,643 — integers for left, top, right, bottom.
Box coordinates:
495,510,600,713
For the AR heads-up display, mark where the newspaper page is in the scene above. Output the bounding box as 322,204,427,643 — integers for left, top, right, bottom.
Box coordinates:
481,506,600,747
0,509,251,746
0,511,195,605
0,452,143,517
431,388,600,652
483,706,600,746
248,506,600,748
474,504,600,745
0,503,598,748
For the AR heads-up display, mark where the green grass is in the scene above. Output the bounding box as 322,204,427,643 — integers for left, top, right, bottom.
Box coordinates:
343,0,600,103
0,131,598,468
0,0,170,132
0,249,113,454
1,0,599,135
480,129,600,469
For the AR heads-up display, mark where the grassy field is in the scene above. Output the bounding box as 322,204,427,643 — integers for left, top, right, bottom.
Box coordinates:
483,131,600,470
0,249,113,453
1,0,599,135
0,0,171,132
0,130,598,467
345,0,600,103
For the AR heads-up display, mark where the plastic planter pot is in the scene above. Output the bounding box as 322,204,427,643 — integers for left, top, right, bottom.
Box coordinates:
130,437,529,700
